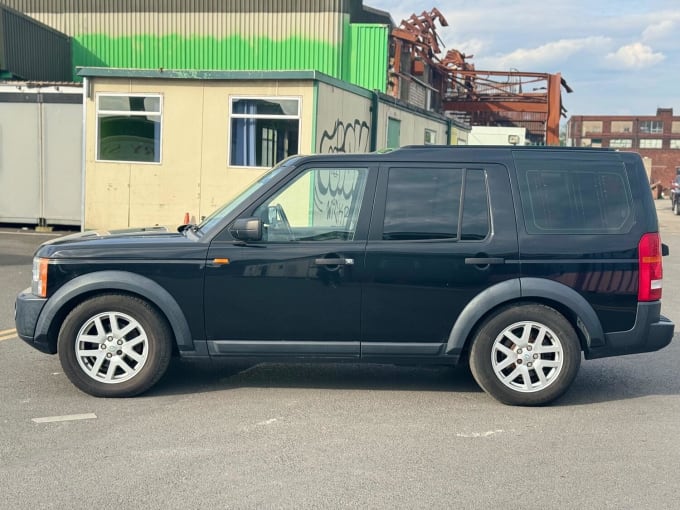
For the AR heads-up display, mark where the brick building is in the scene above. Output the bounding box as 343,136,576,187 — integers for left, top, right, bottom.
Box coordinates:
567,108,680,187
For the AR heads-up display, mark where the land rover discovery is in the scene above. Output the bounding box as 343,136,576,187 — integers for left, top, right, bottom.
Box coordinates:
15,147,675,405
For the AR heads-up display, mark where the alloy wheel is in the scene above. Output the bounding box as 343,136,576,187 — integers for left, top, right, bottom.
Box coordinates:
491,321,564,393
74,311,150,384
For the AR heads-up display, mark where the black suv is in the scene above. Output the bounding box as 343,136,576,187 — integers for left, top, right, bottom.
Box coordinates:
15,147,674,405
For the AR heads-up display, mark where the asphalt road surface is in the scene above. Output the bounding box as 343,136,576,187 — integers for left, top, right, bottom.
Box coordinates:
1,201,679,509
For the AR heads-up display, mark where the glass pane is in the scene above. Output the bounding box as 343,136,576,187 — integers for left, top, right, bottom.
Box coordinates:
230,117,299,167
383,167,462,240
254,168,369,242
99,95,161,113
516,158,634,234
98,114,160,162
461,170,490,240
609,139,632,148
232,98,298,116
640,139,662,149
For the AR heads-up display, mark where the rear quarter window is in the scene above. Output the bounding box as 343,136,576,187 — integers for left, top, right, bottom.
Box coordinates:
514,155,635,234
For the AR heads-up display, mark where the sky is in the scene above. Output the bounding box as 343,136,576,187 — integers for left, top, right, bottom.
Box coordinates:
368,0,680,120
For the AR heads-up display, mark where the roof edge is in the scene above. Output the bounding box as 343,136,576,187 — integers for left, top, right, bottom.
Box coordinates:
77,67,375,99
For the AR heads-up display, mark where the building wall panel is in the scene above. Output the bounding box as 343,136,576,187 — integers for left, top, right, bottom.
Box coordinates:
376,102,448,151
0,86,82,225
316,81,371,153
0,4,71,81
85,78,316,229
42,102,82,224
0,102,41,222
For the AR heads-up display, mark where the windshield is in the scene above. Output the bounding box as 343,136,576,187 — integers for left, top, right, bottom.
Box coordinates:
197,156,301,233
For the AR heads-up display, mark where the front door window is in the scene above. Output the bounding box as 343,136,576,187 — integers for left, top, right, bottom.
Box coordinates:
254,167,369,242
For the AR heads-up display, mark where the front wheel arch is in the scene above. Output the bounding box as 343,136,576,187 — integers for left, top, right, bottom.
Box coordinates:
36,271,192,354
57,293,173,397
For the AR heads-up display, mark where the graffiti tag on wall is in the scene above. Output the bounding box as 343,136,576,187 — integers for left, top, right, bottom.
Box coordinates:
319,119,370,153
313,169,363,227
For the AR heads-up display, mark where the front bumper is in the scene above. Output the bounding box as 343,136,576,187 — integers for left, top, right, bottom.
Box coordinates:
586,301,675,359
15,288,52,354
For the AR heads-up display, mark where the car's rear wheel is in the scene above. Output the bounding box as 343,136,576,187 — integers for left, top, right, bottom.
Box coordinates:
58,294,172,397
673,199,680,215
469,304,581,406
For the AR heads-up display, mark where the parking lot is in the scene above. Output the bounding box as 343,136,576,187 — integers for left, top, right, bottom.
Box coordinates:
1,200,679,509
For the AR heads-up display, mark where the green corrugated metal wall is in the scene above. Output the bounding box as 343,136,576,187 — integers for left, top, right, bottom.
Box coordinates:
71,34,344,78
343,24,388,91
1,0,388,91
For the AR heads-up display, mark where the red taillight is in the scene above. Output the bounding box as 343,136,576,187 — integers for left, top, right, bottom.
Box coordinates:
638,233,663,301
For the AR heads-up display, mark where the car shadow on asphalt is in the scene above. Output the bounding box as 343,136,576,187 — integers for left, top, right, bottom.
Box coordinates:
145,348,680,406
555,353,680,406
145,359,483,397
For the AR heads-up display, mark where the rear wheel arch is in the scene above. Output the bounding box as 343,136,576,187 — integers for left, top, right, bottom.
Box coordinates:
36,271,191,354
447,277,604,359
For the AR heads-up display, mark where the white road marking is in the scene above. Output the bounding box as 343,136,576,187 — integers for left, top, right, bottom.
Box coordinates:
32,413,97,424
256,418,279,426
456,430,504,438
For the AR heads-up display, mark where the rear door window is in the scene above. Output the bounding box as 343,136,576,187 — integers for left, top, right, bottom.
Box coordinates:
382,167,490,241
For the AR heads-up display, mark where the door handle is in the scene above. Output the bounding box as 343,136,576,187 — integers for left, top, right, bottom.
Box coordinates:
464,257,505,265
314,258,354,266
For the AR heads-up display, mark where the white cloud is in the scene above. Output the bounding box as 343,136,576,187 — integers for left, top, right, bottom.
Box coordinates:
445,38,489,58
366,0,680,114
642,12,680,41
478,37,611,71
604,43,665,68
642,19,676,41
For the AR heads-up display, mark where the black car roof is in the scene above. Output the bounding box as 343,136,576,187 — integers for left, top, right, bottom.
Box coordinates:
293,145,621,165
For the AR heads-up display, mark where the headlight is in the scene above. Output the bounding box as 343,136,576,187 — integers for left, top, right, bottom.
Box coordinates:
31,257,49,298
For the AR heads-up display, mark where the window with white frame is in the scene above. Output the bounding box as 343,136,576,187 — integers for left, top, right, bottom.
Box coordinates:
424,129,437,145
609,139,632,148
639,139,662,149
97,94,162,163
639,121,663,134
230,97,300,167
670,139,680,149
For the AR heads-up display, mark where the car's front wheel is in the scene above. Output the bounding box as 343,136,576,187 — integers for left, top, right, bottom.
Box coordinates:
58,294,173,397
469,304,581,406
673,199,680,215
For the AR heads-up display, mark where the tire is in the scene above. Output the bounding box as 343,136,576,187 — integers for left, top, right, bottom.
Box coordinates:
673,199,680,215
58,294,173,397
469,304,581,406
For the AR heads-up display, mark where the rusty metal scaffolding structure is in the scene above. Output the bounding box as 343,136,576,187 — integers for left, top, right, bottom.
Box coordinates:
389,9,573,145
